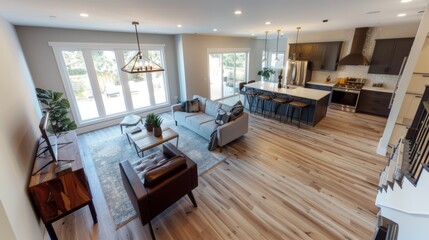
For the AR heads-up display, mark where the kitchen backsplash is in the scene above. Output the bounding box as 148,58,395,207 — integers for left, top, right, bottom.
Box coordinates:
311,66,398,89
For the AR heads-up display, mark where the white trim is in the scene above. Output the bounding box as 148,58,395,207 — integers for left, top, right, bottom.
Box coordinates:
48,42,165,49
207,48,251,53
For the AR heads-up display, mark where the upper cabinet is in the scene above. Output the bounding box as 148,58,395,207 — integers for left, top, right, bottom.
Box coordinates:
368,38,414,75
289,41,343,71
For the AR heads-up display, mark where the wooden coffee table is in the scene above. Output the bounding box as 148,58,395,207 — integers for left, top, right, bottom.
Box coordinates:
126,127,179,157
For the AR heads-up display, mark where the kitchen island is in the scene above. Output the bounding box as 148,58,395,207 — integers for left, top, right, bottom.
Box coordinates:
245,81,331,126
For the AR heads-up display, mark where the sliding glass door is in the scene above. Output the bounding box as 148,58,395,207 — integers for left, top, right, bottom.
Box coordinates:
209,50,249,100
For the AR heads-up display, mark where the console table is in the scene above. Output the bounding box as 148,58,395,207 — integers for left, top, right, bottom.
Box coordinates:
28,131,97,240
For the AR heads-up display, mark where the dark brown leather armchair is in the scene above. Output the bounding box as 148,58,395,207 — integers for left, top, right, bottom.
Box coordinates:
119,142,198,239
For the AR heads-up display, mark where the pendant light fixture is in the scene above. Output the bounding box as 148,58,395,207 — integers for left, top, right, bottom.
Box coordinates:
292,26,301,60
262,31,268,67
121,22,164,74
275,29,281,62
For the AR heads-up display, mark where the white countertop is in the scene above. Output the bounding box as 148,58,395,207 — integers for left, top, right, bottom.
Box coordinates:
306,81,336,87
245,81,330,101
362,86,394,93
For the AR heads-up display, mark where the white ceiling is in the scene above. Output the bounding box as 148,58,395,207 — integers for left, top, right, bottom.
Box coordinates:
1,0,428,38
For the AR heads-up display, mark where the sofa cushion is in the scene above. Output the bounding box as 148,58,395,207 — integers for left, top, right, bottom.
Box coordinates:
186,114,215,127
174,111,200,123
185,98,199,112
229,100,244,121
193,95,207,113
205,100,221,117
199,120,218,139
220,104,233,113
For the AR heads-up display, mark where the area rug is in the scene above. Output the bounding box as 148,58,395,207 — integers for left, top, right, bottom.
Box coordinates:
86,113,230,228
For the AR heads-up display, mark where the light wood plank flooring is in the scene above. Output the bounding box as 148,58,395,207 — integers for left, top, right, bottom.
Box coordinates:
51,108,387,240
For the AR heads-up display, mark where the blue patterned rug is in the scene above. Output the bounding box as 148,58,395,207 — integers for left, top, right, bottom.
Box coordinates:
84,113,230,228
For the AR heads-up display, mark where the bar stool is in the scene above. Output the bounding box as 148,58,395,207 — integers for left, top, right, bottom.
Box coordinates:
270,96,289,121
256,91,273,117
286,100,309,128
243,80,257,112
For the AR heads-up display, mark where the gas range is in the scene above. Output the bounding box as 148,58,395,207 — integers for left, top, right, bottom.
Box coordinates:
333,78,366,92
330,78,366,112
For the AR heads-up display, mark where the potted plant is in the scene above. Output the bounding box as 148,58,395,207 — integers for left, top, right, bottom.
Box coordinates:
152,115,163,137
257,67,275,81
35,88,77,133
145,113,156,132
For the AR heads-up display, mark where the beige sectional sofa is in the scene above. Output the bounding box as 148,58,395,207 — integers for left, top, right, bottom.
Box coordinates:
171,95,248,147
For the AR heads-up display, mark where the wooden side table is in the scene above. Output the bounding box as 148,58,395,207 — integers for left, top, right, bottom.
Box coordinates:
28,131,97,240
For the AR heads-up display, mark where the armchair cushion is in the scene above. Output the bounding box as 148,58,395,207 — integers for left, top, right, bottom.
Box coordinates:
144,156,187,187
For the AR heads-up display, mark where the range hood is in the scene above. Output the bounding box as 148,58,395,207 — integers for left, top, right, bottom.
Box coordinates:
337,27,370,65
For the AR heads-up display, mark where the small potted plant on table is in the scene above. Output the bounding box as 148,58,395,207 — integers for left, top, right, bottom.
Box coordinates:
145,113,156,132
153,115,163,137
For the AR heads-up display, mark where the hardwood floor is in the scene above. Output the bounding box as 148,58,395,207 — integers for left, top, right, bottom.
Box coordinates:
51,108,387,240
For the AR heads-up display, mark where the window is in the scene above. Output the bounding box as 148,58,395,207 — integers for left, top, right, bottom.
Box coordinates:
261,50,285,81
51,43,169,126
208,49,249,100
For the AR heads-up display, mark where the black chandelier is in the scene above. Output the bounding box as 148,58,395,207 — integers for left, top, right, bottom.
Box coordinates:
121,22,165,74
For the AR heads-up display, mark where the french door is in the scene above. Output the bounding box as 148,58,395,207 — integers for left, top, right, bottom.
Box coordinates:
208,50,249,100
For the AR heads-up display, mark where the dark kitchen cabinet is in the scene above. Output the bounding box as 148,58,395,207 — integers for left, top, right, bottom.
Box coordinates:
289,42,343,71
356,90,392,117
368,38,414,75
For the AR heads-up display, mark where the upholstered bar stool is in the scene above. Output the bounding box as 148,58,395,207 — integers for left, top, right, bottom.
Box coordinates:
286,99,309,128
270,96,289,121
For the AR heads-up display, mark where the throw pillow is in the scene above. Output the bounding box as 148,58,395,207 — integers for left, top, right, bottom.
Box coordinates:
229,100,244,121
185,98,200,113
180,102,186,112
215,109,230,125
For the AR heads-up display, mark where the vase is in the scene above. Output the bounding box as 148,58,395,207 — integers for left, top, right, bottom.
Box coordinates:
153,127,162,137
145,122,153,132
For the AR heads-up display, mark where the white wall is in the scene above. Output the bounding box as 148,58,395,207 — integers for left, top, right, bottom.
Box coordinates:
178,34,265,99
0,17,43,240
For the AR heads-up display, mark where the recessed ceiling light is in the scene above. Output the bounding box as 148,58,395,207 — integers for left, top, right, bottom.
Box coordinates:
366,10,381,14
80,13,89,17
177,24,182,28
234,10,242,15
397,13,407,17
400,0,412,3
280,32,284,36
213,28,218,32
265,21,271,25
251,33,255,36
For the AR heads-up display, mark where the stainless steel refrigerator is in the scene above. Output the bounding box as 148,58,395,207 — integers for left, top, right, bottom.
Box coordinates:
283,60,312,87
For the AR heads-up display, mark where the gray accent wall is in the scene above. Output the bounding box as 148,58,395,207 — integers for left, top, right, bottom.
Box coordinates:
178,34,266,99
15,26,180,111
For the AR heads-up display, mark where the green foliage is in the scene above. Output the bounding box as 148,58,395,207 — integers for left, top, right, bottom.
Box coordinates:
36,88,77,132
145,113,157,125
257,67,276,80
152,115,163,128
